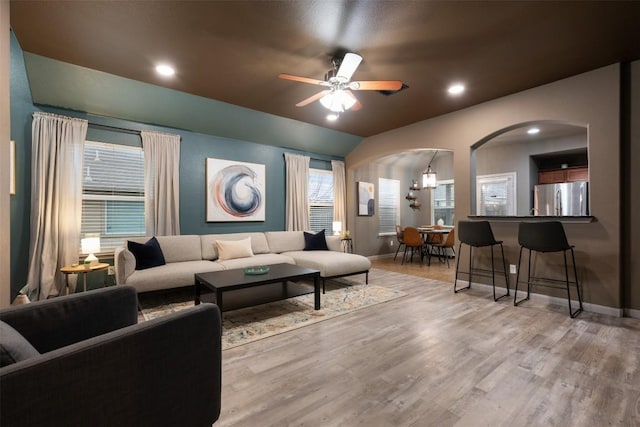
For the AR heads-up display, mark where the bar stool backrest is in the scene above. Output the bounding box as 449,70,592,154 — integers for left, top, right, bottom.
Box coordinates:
518,221,572,253
458,220,500,247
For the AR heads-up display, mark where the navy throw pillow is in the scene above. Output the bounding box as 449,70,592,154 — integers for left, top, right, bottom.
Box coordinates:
303,229,329,251
127,237,166,270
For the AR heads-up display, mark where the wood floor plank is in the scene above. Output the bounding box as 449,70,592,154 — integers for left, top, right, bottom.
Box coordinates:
214,258,640,426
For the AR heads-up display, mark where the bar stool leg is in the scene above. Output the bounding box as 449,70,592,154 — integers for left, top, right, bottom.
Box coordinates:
492,243,510,301
500,243,510,296
454,242,471,293
490,245,496,300
565,249,583,318
571,248,584,313
514,246,527,306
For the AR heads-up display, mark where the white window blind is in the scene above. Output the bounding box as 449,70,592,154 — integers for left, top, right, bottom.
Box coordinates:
81,141,145,251
308,169,333,232
476,172,516,216
432,180,455,225
378,178,400,235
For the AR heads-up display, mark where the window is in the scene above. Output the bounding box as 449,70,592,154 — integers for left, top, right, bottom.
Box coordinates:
308,169,333,232
81,141,145,251
378,178,400,235
432,180,455,225
476,172,517,216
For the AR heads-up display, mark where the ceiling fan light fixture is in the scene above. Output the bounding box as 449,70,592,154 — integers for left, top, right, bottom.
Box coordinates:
319,90,356,113
326,113,339,121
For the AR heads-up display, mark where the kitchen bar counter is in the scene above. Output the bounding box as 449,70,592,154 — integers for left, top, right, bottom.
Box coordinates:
468,216,596,224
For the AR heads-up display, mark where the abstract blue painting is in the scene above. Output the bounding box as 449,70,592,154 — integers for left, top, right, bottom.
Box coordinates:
206,158,266,222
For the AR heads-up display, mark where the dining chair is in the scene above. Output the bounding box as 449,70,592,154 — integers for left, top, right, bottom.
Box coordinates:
401,226,424,266
431,227,456,267
514,221,583,318
454,220,510,301
394,225,406,261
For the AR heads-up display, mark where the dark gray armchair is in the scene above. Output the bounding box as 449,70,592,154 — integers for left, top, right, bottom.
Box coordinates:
0,285,221,427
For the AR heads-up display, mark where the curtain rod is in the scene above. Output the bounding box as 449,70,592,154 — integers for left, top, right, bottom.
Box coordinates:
88,122,141,136
282,153,337,163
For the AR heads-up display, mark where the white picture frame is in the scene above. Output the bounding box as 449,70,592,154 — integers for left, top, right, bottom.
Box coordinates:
206,158,266,222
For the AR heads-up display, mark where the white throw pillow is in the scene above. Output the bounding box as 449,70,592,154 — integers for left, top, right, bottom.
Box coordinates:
215,237,254,261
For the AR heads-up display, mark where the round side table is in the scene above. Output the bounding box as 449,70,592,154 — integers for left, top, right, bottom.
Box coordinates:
341,238,353,253
60,262,109,293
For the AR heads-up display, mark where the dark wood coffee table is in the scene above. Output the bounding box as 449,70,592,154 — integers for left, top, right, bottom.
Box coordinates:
194,263,321,311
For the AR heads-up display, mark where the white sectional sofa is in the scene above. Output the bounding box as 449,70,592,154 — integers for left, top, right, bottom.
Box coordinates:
114,231,371,293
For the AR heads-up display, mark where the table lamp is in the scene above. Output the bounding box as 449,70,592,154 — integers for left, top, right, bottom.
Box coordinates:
332,221,342,236
81,236,101,266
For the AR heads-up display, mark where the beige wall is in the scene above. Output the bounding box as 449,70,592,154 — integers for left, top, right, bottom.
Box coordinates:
347,65,622,310
629,60,640,312
1,1,10,308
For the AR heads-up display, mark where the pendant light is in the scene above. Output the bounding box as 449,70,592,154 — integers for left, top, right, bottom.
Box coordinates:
422,151,438,189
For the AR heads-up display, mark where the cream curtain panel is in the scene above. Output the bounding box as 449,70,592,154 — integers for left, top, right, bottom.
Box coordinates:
284,152,310,231
140,131,181,236
331,160,346,231
26,112,88,300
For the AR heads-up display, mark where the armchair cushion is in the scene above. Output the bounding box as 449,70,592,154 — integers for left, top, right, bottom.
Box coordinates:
0,321,39,367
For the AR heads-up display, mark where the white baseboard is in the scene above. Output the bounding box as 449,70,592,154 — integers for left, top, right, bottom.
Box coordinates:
456,280,624,318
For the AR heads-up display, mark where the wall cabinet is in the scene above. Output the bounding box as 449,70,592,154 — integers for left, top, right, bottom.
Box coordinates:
538,166,588,184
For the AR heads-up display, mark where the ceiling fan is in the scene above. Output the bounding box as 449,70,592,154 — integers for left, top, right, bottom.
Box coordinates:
279,53,403,117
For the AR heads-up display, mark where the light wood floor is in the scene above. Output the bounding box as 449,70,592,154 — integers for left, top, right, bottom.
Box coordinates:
216,256,640,426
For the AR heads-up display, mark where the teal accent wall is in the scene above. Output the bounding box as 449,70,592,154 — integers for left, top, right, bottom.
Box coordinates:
9,32,343,298
9,31,38,298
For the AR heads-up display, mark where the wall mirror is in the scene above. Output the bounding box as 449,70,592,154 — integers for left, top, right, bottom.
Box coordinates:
471,121,589,217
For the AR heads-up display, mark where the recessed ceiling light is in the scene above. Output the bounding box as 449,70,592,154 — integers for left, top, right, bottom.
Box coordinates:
155,64,175,77
527,127,540,135
448,84,465,95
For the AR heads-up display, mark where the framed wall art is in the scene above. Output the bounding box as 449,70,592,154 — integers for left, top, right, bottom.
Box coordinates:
206,158,266,222
358,181,374,216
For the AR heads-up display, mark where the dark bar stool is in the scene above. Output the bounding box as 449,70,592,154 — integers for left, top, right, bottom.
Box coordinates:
454,220,510,301
514,221,583,318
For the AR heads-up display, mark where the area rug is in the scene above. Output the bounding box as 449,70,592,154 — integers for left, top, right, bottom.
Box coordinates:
138,275,406,350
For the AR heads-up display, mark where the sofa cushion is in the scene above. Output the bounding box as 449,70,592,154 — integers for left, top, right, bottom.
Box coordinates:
264,231,305,254
126,260,225,293
201,233,270,260
128,237,166,270
155,235,203,263
215,237,254,261
0,320,40,367
325,235,342,252
303,229,329,251
282,251,371,278
216,253,296,270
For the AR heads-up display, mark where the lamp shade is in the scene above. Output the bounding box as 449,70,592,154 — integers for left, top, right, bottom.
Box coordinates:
332,221,342,235
422,167,437,189
81,236,101,266
319,90,357,113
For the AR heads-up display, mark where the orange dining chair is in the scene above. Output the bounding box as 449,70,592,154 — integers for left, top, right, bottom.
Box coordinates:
394,225,406,261
401,227,424,266
431,228,456,267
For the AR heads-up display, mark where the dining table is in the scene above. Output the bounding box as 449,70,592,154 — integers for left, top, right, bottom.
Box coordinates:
417,227,452,264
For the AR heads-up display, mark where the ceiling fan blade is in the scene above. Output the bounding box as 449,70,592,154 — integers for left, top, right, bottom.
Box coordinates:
336,53,362,80
279,73,328,86
296,90,331,107
350,80,403,91
344,90,362,111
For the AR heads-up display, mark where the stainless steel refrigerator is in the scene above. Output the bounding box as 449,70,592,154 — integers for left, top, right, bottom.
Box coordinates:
534,181,589,216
